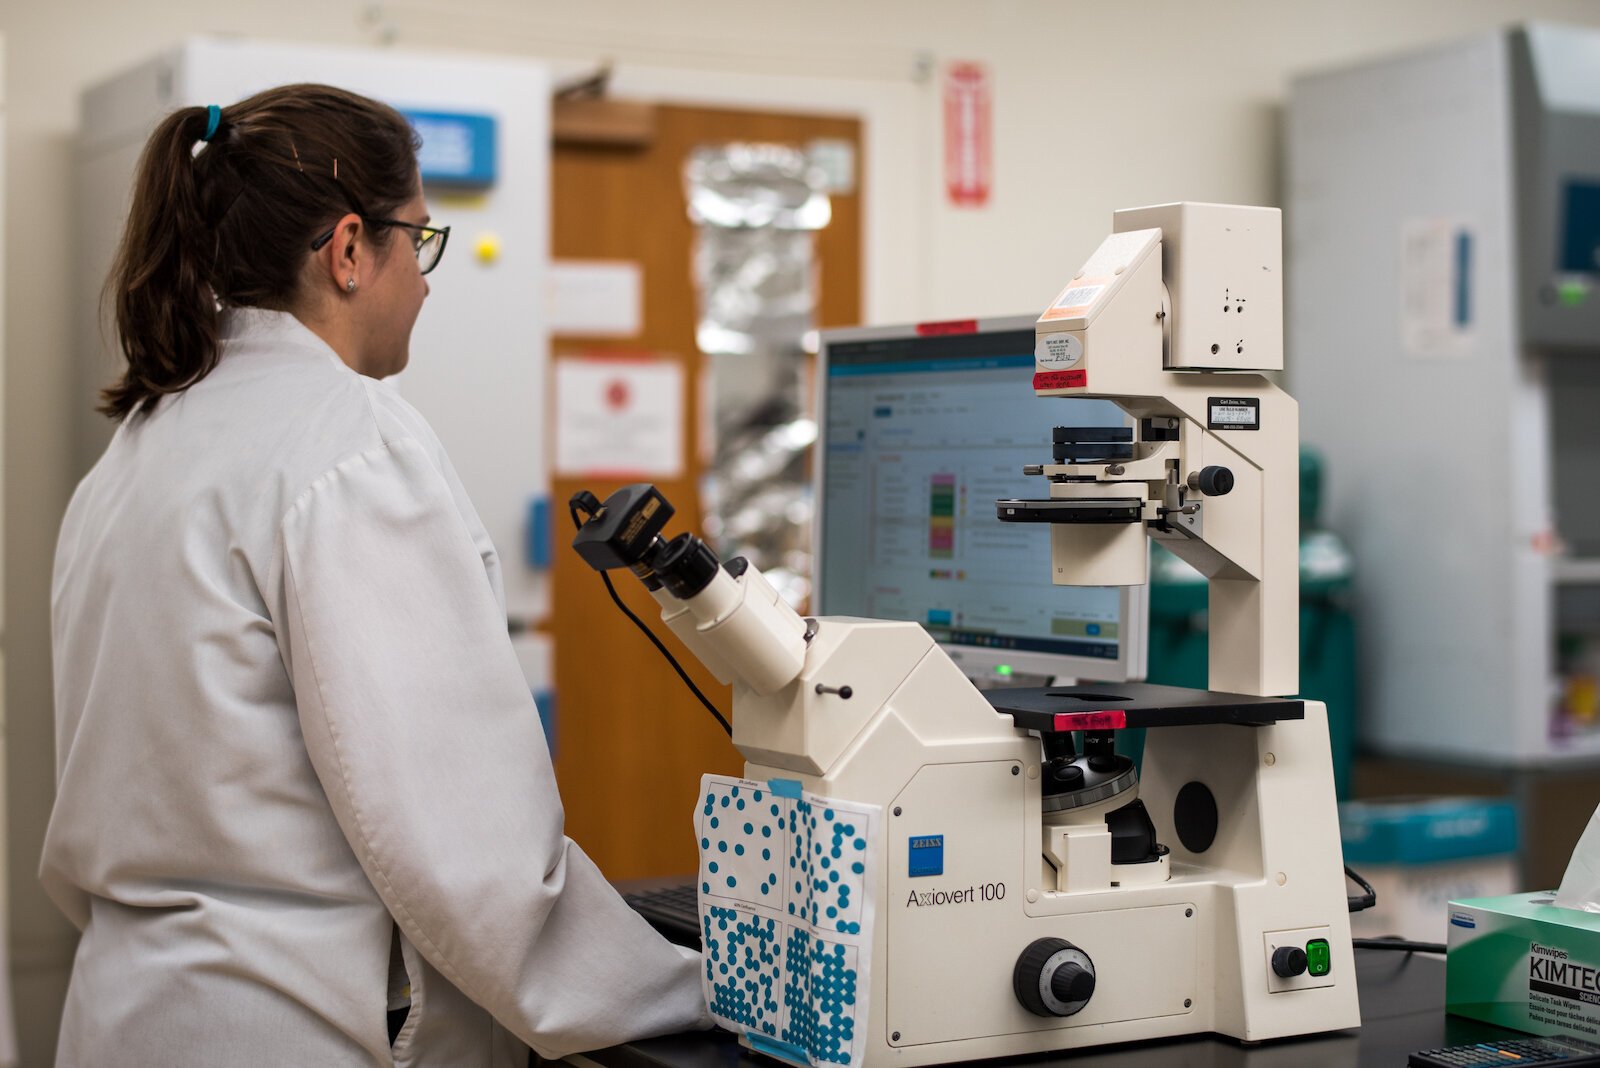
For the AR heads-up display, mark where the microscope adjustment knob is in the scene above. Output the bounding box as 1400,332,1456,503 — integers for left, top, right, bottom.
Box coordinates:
1013,937,1096,1017
1051,963,1096,1005
1191,466,1234,496
1271,945,1308,978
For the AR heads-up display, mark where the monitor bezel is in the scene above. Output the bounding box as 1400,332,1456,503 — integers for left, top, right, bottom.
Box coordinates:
813,314,1148,685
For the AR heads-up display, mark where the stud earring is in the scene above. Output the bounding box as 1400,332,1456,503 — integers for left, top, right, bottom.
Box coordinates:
346,278,357,292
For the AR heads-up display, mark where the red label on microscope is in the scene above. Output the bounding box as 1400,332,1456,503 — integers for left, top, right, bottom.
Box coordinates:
1033,369,1087,390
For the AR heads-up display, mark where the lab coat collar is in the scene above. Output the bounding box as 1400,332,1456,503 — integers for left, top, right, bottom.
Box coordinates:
219,306,350,373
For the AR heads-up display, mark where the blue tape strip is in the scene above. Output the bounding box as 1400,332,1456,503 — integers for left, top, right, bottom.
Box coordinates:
768,778,803,799
747,1031,811,1066
1453,230,1473,328
526,496,550,569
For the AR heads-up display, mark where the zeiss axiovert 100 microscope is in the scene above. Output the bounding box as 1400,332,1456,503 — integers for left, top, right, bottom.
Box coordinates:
572,203,1358,1067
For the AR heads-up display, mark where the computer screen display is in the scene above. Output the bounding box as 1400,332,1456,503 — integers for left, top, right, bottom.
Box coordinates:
815,316,1145,683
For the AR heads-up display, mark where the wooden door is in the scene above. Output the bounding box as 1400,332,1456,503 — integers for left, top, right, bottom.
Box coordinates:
549,103,862,880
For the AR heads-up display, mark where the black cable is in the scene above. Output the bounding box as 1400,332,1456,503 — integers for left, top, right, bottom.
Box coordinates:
569,505,733,737
1344,870,1446,954
1353,937,1446,955
1345,864,1377,913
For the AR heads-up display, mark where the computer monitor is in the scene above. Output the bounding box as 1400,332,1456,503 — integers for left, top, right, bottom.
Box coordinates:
814,315,1147,684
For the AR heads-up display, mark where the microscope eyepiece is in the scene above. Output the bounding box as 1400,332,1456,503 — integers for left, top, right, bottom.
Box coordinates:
653,533,722,600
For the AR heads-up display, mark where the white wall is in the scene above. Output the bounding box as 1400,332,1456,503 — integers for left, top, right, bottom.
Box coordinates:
8,0,1600,1060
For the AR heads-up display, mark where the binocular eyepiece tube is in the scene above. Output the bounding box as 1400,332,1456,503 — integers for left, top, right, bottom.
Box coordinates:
570,484,811,697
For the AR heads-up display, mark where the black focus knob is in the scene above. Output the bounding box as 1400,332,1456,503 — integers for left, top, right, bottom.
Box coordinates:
1051,963,1096,1004
1197,465,1234,496
1272,946,1308,978
1013,937,1096,1017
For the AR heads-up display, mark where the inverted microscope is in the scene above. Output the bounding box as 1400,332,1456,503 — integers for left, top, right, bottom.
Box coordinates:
571,203,1357,1066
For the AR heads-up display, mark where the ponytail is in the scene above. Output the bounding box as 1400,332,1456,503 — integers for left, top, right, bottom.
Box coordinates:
101,106,220,420
99,85,420,421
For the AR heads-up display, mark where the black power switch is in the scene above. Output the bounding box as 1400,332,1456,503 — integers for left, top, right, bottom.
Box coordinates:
1272,946,1308,978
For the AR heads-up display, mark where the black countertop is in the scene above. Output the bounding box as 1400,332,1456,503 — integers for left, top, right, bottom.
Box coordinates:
569,952,1520,1068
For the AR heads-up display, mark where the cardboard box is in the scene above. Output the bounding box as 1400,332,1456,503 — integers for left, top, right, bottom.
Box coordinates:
1342,798,1519,943
1447,892,1600,1041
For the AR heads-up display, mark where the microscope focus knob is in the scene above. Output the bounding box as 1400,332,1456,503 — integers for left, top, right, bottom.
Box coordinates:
1013,938,1096,1017
1051,963,1096,1004
1272,945,1308,978
1189,465,1234,496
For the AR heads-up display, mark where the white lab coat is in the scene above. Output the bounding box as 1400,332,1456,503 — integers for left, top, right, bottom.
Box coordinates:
43,308,710,1066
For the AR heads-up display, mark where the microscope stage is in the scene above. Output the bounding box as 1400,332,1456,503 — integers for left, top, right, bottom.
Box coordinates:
984,682,1304,733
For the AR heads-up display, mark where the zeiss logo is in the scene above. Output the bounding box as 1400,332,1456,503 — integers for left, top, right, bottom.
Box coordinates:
1450,912,1477,929
909,835,945,878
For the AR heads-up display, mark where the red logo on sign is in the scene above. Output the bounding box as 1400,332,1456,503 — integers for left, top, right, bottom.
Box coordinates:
944,62,991,208
605,379,630,410
1033,370,1087,390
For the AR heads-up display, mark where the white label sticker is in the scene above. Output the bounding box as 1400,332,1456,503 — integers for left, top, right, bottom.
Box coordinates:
1052,284,1104,311
1035,332,1084,369
1401,218,1476,358
1207,396,1260,430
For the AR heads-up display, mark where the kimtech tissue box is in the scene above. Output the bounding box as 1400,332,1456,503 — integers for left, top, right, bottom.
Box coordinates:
1447,892,1600,1040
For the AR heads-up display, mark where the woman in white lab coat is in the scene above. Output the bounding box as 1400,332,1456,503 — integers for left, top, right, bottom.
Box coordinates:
42,84,709,1067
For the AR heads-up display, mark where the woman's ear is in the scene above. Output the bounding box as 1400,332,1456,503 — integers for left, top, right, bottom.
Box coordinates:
322,212,364,293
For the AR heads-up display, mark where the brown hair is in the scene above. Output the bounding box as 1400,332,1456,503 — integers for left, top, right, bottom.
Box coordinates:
102,83,421,420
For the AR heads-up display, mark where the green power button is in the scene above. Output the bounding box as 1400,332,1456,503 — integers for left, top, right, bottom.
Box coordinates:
1306,938,1332,978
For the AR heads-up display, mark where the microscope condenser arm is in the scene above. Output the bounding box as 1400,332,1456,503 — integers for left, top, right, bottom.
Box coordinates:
999,203,1299,697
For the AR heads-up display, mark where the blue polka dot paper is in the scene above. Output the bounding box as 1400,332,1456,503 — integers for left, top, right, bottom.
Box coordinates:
698,776,878,1067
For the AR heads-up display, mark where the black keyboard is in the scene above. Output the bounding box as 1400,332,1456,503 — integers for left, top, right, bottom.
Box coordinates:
623,882,702,948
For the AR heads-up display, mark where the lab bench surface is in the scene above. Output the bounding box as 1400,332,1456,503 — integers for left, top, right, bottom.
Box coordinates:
557,953,1515,1068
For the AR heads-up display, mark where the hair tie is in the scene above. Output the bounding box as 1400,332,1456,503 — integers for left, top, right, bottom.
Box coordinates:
201,105,222,143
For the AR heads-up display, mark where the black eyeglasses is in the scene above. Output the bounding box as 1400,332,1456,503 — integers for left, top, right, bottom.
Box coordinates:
310,217,451,276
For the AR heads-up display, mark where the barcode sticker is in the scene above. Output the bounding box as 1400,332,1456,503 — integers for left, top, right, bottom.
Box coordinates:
1040,277,1113,323
1053,285,1104,310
